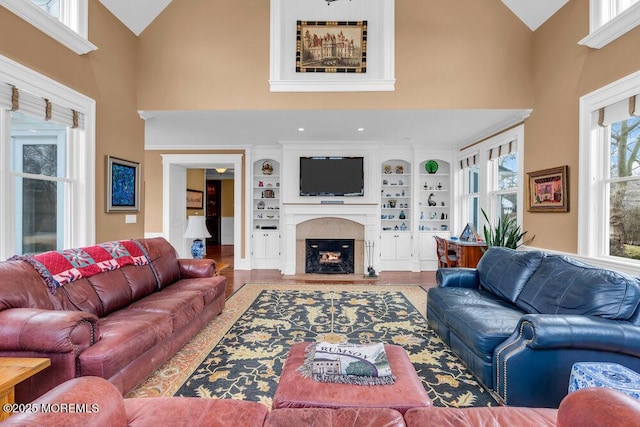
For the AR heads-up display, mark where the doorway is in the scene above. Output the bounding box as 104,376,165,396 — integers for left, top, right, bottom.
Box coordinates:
161,153,246,269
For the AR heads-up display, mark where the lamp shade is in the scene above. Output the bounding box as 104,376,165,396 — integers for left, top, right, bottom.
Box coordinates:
183,216,212,239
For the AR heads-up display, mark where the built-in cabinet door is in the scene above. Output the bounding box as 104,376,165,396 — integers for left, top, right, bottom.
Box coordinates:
395,233,412,259
380,232,411,260
380,233,397,260
252,231,280,260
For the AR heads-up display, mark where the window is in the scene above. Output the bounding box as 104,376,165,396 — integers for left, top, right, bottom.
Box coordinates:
0,54,95,259
457,125,525,239
0,0,96,54
460,156,480,231
11,112,68,254
31,0,61,20
579,73,640,269
579,0,640,49
491,152,518,220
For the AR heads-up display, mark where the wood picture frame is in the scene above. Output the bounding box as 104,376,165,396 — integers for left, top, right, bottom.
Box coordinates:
296,20,367,73
186,189,204,209
106,156,140,212
527,165,569,212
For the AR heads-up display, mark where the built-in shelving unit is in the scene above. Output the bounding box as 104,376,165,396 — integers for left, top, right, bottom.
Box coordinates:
418,159,450,233
253,159,280,230
380,159,411,232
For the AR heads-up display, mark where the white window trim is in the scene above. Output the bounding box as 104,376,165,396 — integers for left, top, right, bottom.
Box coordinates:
455,125,525,235
578,69,640,273
0,0,97,55
579,0,640,49
0,54,96,259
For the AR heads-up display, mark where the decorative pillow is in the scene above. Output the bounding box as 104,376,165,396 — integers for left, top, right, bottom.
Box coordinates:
299,342,395,386
477,247,545,303
516,255,640,319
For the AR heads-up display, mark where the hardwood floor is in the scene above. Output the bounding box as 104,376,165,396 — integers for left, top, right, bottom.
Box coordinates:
206,245,438,298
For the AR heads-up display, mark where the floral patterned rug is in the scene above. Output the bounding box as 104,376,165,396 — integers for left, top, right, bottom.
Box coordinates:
127,283,497,408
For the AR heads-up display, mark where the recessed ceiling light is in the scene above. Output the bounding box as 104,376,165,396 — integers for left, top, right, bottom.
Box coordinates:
357,128,364,132
298,127,305,132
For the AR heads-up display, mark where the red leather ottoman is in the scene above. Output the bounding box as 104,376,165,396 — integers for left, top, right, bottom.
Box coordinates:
272,342,432,414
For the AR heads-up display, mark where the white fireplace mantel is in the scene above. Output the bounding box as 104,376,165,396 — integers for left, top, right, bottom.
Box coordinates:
280,203,379,275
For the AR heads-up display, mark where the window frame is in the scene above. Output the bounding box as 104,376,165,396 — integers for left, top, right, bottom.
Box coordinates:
456,125,525,237
578,69,640,272
0,54,96,259
11,128,68,254
0,0,96,55
579,0,640,49
461,162,480,231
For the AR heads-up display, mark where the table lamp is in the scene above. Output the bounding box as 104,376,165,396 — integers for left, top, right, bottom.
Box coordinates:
183,215,212,259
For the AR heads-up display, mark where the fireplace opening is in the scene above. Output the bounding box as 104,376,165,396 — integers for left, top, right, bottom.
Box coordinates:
306,239,355,274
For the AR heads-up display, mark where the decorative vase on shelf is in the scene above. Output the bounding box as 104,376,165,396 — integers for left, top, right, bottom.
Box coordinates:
425,160,439,174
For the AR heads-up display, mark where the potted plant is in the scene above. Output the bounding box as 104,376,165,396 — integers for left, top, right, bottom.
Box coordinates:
481,208,533,249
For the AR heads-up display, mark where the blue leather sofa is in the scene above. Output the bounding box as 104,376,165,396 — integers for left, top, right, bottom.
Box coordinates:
427,246,640,408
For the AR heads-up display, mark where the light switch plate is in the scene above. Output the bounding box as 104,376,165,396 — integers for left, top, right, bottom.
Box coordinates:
125,215,137,224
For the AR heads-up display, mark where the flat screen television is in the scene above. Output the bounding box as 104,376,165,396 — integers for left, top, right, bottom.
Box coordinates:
299,157,364,197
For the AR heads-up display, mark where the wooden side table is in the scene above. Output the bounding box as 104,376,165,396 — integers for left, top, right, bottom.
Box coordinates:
0,358,50,421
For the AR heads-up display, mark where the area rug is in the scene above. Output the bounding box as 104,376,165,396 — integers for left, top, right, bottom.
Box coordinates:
127,283,497,408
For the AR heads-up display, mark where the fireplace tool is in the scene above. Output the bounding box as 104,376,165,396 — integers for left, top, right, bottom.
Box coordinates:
365,240,378,278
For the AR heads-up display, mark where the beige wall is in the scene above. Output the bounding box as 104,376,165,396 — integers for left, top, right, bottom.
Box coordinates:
524,0,640,252
136,0,534,111
0,0,144,242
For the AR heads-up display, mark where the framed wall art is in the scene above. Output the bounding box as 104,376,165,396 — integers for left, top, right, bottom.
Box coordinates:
296,20,367,73
106,156,140,212
527,165,569,212
186,189,204,209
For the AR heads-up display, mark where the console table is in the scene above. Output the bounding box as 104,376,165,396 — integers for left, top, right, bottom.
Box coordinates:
0,358,50,421
446,239,487,268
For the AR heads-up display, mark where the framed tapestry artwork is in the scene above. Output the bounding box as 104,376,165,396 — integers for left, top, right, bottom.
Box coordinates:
296,20,367,73
527,165,569,212
106,156,140,212
186,189,204,209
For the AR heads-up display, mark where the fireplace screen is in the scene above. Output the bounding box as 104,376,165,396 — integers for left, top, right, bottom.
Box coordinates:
306,239,354,274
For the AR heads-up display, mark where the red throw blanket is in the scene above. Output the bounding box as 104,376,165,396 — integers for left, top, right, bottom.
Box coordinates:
13,240,150,294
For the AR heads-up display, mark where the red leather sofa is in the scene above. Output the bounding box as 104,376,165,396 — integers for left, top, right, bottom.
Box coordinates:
3,376,639,426
0,238,227,403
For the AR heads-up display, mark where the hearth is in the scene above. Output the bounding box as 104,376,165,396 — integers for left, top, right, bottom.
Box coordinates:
305,239,355,274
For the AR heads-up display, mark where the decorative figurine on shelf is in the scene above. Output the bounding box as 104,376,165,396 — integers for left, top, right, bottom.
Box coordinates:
395,165,404,174
420,211,425,220
399,210,406,219
261,161,273,175
437,182,443,190
384,164,393,174
428,193,437,206
400,222,407,231
389,199,397,208
424,182,428,189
